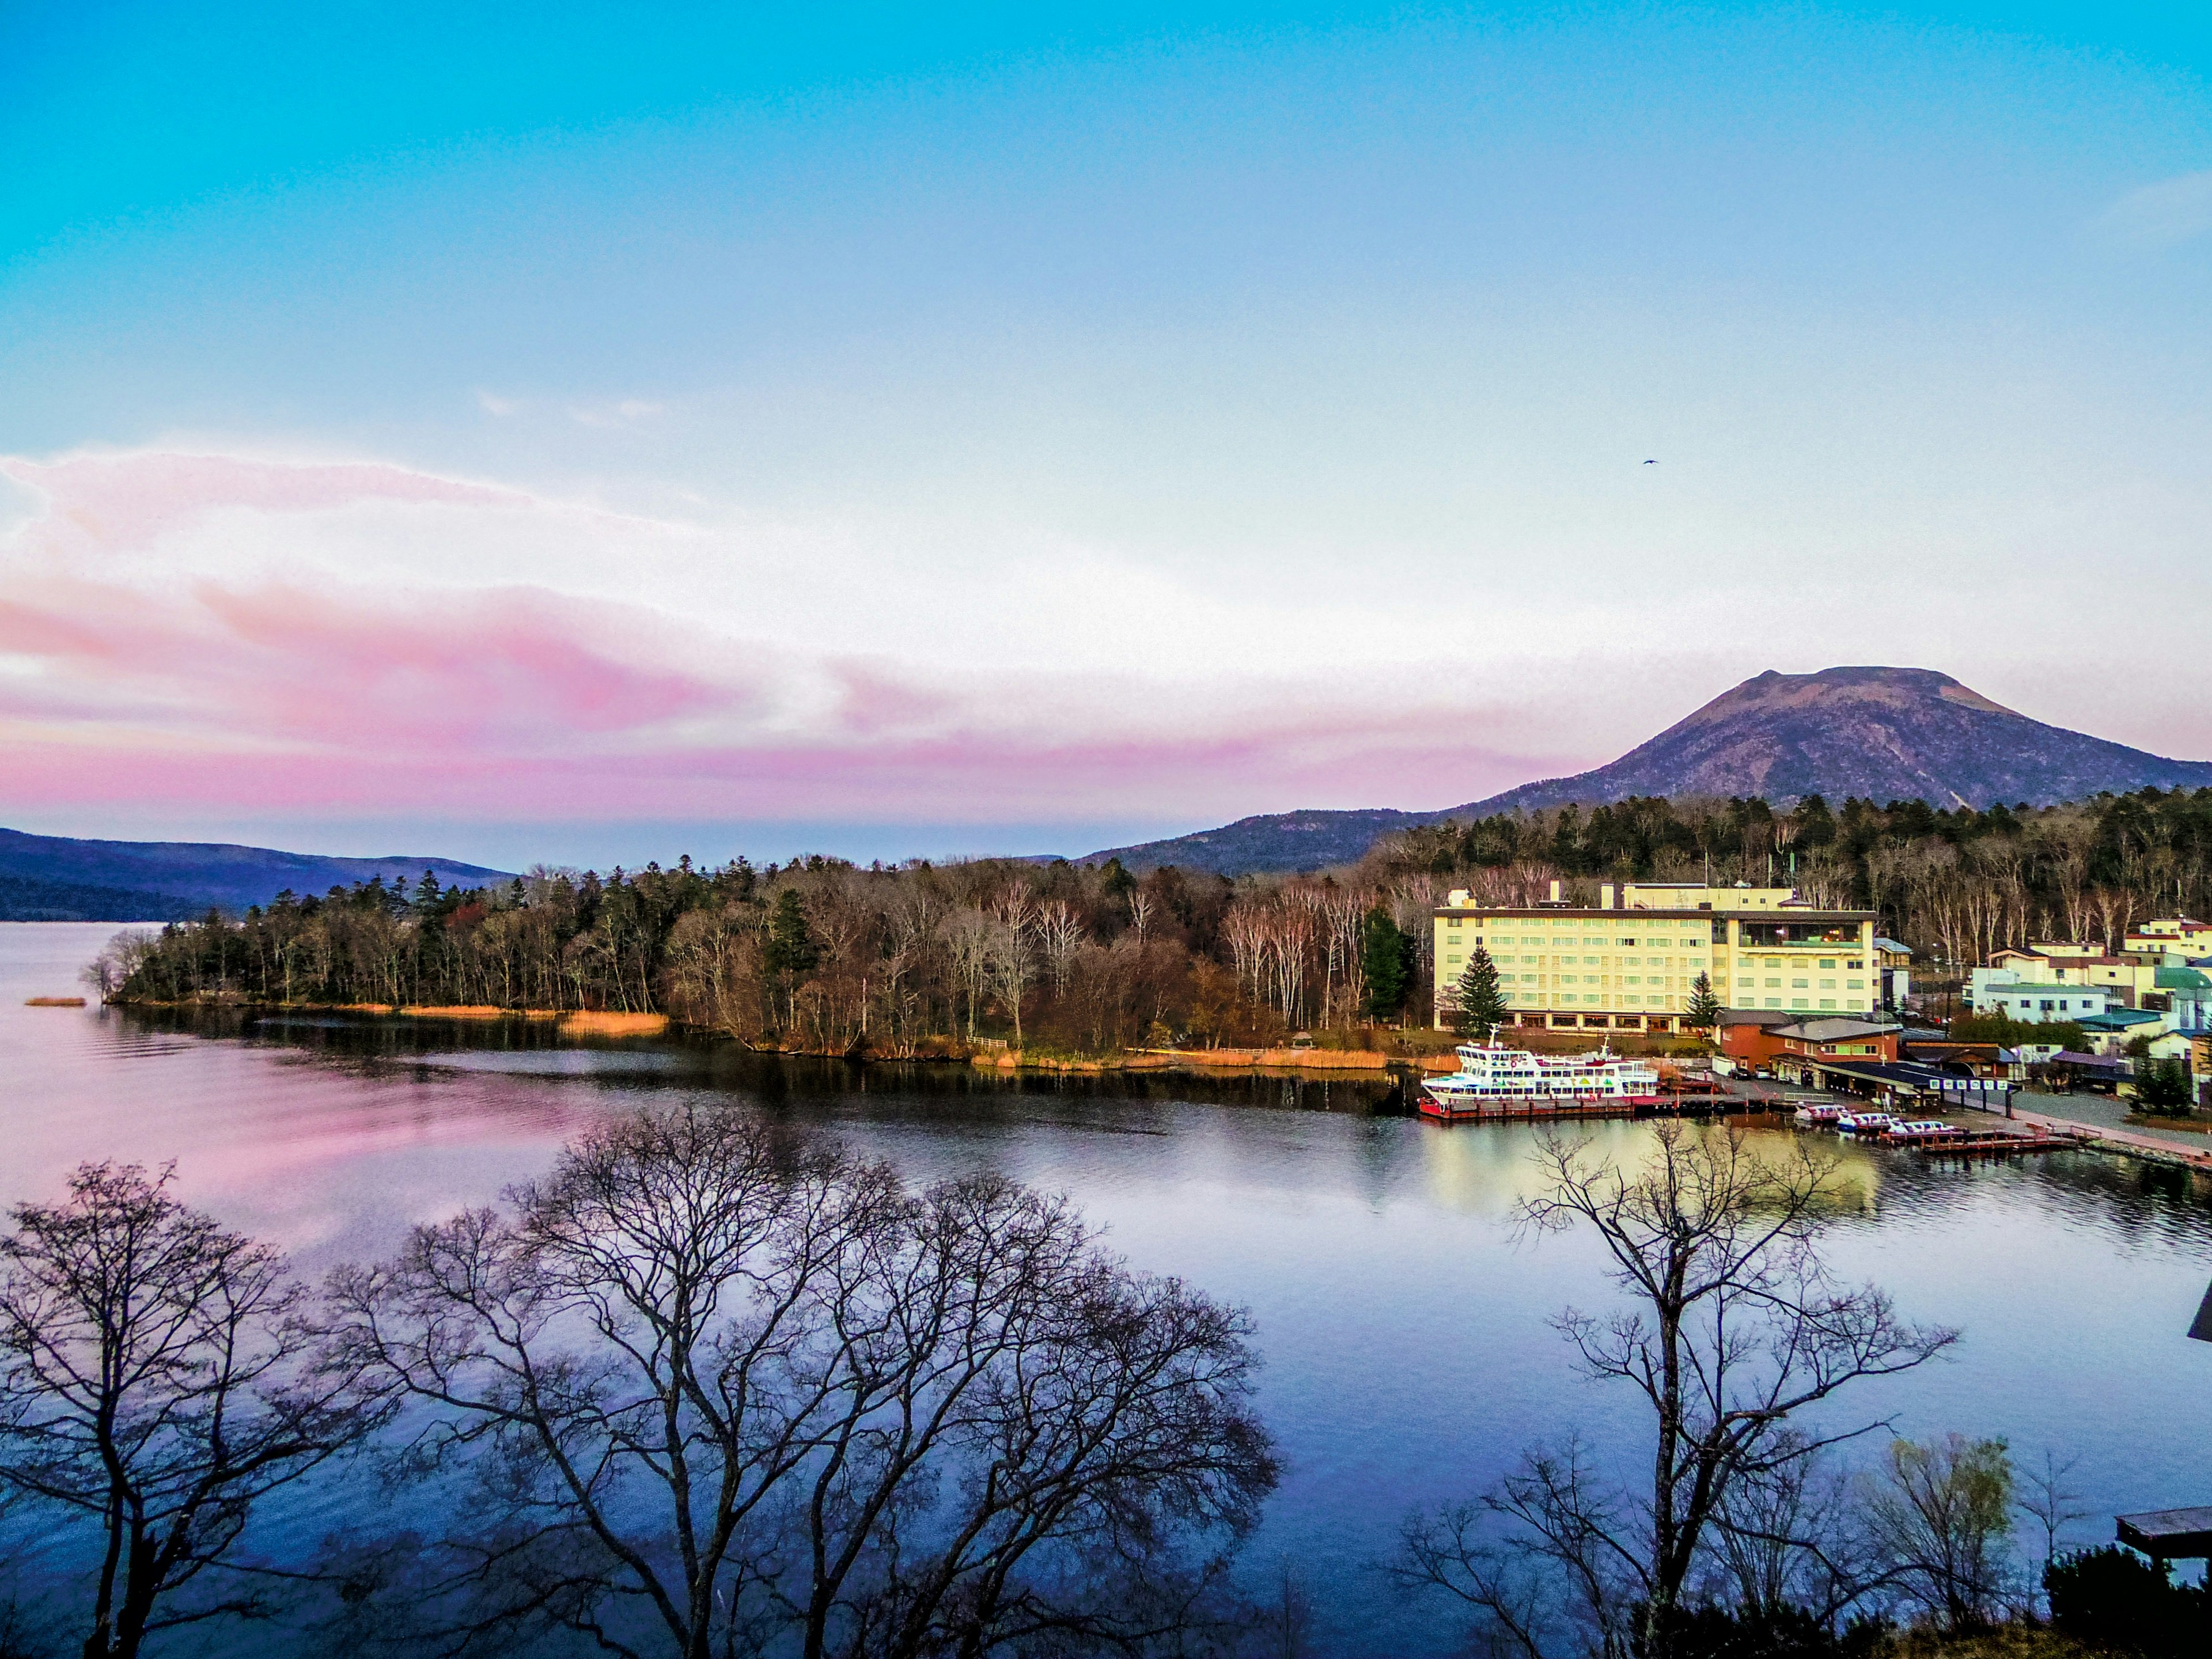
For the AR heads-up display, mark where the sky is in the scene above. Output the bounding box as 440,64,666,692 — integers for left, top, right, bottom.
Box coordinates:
2,2,2208,870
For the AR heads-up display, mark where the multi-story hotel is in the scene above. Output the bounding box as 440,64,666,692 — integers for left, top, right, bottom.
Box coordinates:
1431,881,1879,1033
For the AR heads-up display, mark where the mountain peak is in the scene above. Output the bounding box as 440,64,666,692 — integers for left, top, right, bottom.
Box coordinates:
1680,665,2019,730
1082,666,2212,874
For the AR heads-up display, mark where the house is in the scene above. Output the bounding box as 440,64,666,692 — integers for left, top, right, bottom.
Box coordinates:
1873,937,1912,1009
1899,1039,2019,1080
1983,948,2156,1005
1719,1015,1901,1071
2074,1007,2169,1056
1964,970,2110,1023
2125,918,2212,963
2154,966,2212,1033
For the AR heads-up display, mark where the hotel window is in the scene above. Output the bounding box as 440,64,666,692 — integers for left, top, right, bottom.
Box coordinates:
1847,978,1863,989
1820,999,1836,1010
1792,978,1809,989
1764,977,1781,988
1820,959,1836,970
1819,978,1835,990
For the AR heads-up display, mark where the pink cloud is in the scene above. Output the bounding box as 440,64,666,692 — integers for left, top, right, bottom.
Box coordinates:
0,573,742,753
0,451,521,555
0,445,1584,829
0,703,1567,823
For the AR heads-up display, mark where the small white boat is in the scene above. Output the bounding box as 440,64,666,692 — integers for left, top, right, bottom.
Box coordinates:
1835,1111,1896,1135
1793,1103,1846,1128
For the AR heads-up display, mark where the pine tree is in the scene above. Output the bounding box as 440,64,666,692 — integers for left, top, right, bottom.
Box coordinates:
1686,971,1723,1031
1360,905,1411,1020
762,889,820,979
1450,943,1508,1034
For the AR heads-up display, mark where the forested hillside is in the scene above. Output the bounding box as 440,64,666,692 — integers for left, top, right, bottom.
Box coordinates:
106,787,2212,1051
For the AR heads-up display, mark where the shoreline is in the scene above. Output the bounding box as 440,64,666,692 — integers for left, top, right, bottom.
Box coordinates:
103,998,1457,1078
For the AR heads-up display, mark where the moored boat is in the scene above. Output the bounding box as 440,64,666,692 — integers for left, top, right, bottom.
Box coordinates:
1835,1111,1896,1135
1793,1103,1846,1128
1420,1038,1663,1120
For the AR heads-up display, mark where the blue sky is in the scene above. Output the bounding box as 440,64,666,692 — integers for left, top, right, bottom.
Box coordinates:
1,2,2207,868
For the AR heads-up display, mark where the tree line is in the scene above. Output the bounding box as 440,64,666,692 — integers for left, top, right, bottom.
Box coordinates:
95,855,1434,1054
96,786,2212,1052
1376,786,2212,968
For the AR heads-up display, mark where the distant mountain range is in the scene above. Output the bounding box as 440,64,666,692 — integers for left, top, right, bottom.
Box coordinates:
0,828,514,922
1084,666,2212,875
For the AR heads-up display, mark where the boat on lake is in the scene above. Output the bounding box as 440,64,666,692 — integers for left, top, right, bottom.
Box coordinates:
1835,1111,1897,1135
1793,1103,1847,1127
1419,1039,1663,1121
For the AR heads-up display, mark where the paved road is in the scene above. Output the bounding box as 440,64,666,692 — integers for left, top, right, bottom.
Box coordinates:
2003,1088,2212,1153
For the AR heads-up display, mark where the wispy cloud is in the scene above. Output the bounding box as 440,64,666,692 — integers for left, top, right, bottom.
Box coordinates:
2093,169,2212,251
0,447,1576,827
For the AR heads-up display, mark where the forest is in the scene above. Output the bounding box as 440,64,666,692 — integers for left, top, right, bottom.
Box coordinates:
101,787,2212,1054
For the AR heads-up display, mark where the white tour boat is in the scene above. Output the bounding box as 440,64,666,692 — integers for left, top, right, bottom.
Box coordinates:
1792,1103,1847,1128
1420,1037,1663,1120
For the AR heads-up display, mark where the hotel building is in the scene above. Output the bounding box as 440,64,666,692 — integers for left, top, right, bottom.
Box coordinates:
1431,881,1880,1033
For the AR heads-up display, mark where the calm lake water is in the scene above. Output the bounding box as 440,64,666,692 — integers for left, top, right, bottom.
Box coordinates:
6,921,2212,1654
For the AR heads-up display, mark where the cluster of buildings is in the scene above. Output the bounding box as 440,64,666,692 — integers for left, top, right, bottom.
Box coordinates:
1430,883,2212,1107
1963,919,2212,1040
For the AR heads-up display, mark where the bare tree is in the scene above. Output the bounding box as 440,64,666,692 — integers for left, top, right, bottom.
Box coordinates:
987,889,1038,1043
81,931,160,1001
0,1164,381,1659
1863,1434,2017,1631
1037,899,1085,999
1397,1124,1956,1659
322,1108,1275,1659
2018,1449,2088,1584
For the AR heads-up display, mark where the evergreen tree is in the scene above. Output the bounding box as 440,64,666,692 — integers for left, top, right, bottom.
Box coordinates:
2135,1056,2195,1116
1686,971,1723,1031
762,889,820,1031
762,889,819,979
1450,942,1507,1034
1360,905,1412,1020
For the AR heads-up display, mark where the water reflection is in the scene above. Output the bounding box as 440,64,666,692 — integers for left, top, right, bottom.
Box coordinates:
6,925,2212,1656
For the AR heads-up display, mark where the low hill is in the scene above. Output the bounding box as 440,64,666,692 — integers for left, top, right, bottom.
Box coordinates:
1082,666,2212,875
0,828,514,921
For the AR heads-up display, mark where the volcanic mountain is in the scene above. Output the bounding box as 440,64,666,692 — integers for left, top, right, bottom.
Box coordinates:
1083,666,2212,875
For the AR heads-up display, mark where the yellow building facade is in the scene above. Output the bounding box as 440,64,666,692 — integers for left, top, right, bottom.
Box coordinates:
1432,882,1878,1032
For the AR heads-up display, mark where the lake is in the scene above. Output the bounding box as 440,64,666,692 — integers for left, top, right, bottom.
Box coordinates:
5,921,2211,1654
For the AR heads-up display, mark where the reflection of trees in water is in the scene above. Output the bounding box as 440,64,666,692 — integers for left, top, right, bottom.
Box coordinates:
0,1112,1281,1658
1397,1126,1963,1659
122,1006,1415,1123
1852,1142,2212,1255
318,1107,1276,1658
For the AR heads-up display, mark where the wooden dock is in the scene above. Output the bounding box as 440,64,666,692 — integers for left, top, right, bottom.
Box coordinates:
1919,1131,2082,1159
